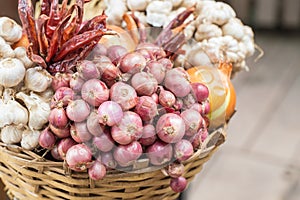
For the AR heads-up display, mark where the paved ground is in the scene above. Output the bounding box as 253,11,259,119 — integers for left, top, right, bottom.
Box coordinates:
184,31,300,200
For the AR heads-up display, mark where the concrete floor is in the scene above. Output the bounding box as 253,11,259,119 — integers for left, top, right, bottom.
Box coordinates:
185,31,300,200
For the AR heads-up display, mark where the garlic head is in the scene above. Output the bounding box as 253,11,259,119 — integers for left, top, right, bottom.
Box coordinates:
16,91,51,130
0,17,22,44
25,66,52,92
0,125,25,144
0,58,25,88
21,129,40,150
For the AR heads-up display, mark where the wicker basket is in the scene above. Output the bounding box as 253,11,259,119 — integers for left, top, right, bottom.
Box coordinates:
0,125,226,200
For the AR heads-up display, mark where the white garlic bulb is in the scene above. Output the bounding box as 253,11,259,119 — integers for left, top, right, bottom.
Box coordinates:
21,129,40,150
16,92,51,130
222,18,245,41
25,66,52,92
0,58,25,88
0,89,29,128
105,0,128,25
195,23,223,41
0,17,22,44
127,0,149,11
0,125,25,144
0,37,15,59
14,47,34,68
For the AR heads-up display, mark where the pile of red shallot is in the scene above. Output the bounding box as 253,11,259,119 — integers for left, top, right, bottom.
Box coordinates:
39,40,210,192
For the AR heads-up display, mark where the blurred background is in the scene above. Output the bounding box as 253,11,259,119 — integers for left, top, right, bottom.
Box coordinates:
0,0,299,200
186,1,300,200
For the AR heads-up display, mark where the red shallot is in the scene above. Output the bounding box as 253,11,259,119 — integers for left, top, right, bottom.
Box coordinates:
93,130,115,152
86,110,105,136
111,111,143,145
49,124,70,138
39,127,56,149
164,68,191,98
97,101,123,126
131,72,158,96
180,109,203,136
134,96,158,122
57,137,77,159
66,99,90,122
70,122,92,143
119,52,146,74
66,144,93,171
49,107,69,128
170,176,187,193
110,82,138,111
101,152,117,169
174,139,194,162
51,73,70,91
191,82,209,103
146,140,173,166
81,79,109,107
113,141,143,167
77,60,100,80
138,124,157,146
69,73,85,93
156,113,185,143
107,45,128,65
88,160,106,181
146,61,166,84
167,162,185,178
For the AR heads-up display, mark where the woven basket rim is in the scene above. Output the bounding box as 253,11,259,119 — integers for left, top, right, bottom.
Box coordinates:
0,124,226,176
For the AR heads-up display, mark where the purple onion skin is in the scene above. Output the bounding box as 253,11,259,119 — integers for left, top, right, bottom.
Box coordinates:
146,140,173,166
113,141,143,167
39,127,56,149
88,161,106,181
65,144,93,172
167,162,185,178
170,176,187,193
97,101,123,126
138,124,157,146
57,137,77,159
51,145,63,161
156,113,185,144
107,45,128,65
101,152,117,169
174,139,194,162
93,130,115,152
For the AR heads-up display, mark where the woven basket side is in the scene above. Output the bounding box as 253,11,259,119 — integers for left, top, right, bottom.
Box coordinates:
0,126,225,200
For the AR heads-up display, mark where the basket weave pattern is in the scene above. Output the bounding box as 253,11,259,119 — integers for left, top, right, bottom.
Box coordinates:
0,126,225,200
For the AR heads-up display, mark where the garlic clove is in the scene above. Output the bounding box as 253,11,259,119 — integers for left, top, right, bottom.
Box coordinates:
16,91,51,130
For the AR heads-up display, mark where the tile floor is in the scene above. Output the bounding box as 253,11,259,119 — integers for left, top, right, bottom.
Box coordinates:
184,31,300,200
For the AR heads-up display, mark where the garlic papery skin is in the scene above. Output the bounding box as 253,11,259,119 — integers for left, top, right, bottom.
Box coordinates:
0,58,25,88
21,129,40,150
16,91,51,130
0,125,25,144
0,17,22,44
24,66,52,92
14,47,34,68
